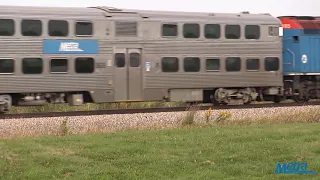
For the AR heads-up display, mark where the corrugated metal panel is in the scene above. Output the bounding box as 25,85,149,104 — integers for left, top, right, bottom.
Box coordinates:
299,36,320,73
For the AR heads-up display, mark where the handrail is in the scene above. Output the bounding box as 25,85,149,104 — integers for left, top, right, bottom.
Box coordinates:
286,48,295,70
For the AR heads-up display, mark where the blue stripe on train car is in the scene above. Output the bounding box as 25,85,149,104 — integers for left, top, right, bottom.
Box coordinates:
43,40,99,54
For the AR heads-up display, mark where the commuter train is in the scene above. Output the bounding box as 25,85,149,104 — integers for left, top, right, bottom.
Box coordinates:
0,5,319,113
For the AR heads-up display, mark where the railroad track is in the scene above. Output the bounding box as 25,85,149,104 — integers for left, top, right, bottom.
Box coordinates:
1,101,319,120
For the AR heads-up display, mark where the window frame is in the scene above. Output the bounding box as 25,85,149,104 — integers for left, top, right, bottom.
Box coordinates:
129,52,140,67
75,57,95,74
225,24,241,39
50,58,68,74
205,57,220,72
21,19,42,37
0,19,15,36
48,20,69,37
183,57,200,72
268,26,279,37
115,53,126,68
22,57,43,74
0,58,14,74
245,25,260,40
183,23,200,39
75,20,93,37
161,23,178,38
246,58,260,71
264,57,280,71
225,57,241,72
204,24,221,39
161,57,179,72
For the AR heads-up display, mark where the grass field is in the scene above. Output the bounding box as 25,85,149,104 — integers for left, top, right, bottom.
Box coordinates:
1,123,319,179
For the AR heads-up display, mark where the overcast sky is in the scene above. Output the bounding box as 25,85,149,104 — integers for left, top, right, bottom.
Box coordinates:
0,0,319,17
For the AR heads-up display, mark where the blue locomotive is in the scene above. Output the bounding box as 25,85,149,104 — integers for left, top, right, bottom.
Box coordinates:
279,16,320,102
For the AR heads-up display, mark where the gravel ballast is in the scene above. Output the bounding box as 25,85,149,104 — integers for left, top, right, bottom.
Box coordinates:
1,105,319,139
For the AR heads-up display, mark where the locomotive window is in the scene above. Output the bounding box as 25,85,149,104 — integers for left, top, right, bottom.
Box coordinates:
162,24,178,37
246,59,260,71
183,24,200,38
22,58,43,74
0,59,14,73
245,25,260,39
50,59,68,73
205,24,220,39
265,57,279,71
226,57,241,71
225,25,240,39
76,21,93,36
130,53,140,67
115,53,125,68
162,57,179,72
21,19,42,36
75,57,94,73
0,19,14,36
49,20,68,37
206,58,220,71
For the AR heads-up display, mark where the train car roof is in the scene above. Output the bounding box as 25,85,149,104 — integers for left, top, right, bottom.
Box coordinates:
0,5,280,23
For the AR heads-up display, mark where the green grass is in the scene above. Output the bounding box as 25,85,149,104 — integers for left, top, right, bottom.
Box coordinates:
1,123,319,179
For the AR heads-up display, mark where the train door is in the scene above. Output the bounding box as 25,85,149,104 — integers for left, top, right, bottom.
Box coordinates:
114,48,142,101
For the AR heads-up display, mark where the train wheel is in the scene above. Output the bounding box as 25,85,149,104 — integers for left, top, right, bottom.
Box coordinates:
292,95,309,103
292,89,309,103
210,92,221,106
272,96,282,103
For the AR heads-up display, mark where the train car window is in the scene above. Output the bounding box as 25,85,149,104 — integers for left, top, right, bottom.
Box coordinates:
22,58,43,74
183,24,200,38
268,26,279,36
0,19,14,36
130,53,140,67
265,57,279,71
76,21,93,36
162,24,178,37
49,20,68,37
226,57,241,71
205,24,220,39
245,25,260,39
115,53,125,68
225,25,240,39
206,58,220,71
50,59,68,73
161,57,179,72
75,57,94,73
246,59,260,71
184,57,200,72
21,20,42,36
0,59,14,73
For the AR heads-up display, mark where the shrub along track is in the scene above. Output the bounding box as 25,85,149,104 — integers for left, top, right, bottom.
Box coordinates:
0,101,319,120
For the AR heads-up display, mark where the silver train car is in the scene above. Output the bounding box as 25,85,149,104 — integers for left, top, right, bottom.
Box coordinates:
0,5,283,112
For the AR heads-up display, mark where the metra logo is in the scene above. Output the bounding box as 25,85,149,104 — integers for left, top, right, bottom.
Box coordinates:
274,162,318,175
59,42,83,52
